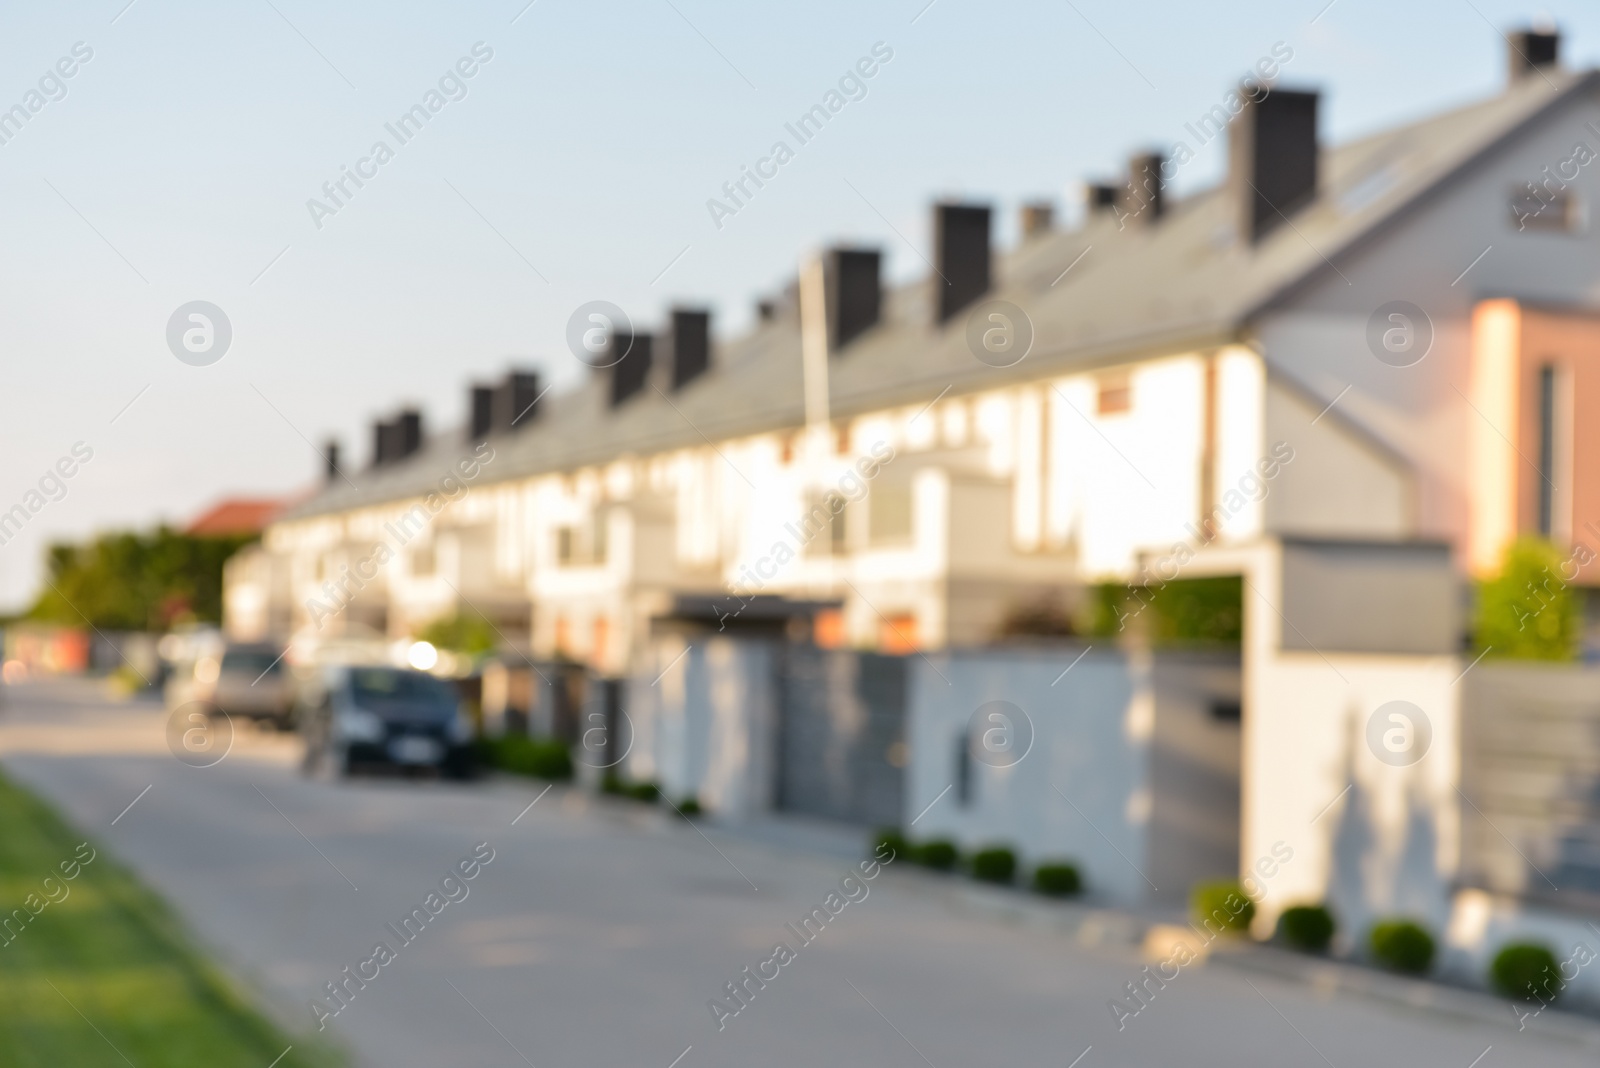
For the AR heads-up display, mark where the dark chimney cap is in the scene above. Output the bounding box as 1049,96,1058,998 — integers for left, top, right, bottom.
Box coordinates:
468,386,494,442
372,409,423,466
1117,152,1166,226
1230,88,1319,243
934,202,992,323
1021,202,1055,239
609,332,653,407
668,309,711,390
1085,183,1119,214
324,440,341,483
1508,28,1559,81
825,248,882,352
492,371,541,433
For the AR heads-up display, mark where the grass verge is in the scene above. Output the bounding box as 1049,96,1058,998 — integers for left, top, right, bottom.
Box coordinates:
0,768,344,1067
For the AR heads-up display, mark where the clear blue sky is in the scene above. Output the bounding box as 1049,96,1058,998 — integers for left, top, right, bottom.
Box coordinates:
0,0,1592,611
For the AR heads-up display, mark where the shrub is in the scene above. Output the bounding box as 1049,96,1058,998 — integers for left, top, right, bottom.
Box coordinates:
913,839,959,871
1191,880,1255,934
970,846,1017,884
1369,919,1435,975
1032,862,1082,897
872,828,908,862
675,796,702,816
480,736,572,780
600,773,624,795
1492,943,1563,1002
1277,905,1336,954
626,781,660,803
1475,537,1580,660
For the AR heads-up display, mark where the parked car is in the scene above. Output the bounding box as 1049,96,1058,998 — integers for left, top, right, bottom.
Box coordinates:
298,665,477,779
164,641,294,728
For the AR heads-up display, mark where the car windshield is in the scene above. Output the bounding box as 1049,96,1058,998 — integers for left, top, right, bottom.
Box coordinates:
220,649,283,676
348,669,457,719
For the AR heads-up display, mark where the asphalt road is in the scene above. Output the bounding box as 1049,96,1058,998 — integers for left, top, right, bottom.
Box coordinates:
1,677,1595,1068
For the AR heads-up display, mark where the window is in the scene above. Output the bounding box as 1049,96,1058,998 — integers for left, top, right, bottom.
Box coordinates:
555,511,608,566
1510,186,1578,233
1096,373,1132,415
879,613,918,653
868,485,913,546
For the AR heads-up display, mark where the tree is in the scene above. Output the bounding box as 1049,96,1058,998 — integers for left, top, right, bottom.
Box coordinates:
1475,537,1580,660
418,611,500,657
28,526,253,631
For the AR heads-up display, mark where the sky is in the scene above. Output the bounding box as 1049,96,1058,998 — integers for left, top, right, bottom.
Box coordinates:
0,0,1593,612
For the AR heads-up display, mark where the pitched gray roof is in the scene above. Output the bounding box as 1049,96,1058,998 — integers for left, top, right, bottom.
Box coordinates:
284,68,1596,522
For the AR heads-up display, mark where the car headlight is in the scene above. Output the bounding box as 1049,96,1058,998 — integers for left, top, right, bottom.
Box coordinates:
336,708,385,742
448,713,475,744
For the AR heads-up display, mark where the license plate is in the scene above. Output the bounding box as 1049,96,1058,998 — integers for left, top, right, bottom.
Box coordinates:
390,736,440,764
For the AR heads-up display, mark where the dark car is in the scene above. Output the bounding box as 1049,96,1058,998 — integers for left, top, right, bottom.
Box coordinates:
298,665,477,779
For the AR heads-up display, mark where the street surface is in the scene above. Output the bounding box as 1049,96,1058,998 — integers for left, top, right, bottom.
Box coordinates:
0,678,1594,1067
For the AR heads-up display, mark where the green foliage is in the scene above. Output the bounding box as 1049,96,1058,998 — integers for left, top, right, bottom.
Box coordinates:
1369,919,1435,975
626,781,660,803
1191,880,1255,934
417,611,500,657
1277,905,1336,954
478,735,572,780
1088,577,1243,646
674,796,702,816
1491,943,1562,1002
28,527,252,631
872,828,908,862
1032,862,1082,897
1475,538,1580,660
0,768,343,1066
911,839,959,871
970,846,1017,884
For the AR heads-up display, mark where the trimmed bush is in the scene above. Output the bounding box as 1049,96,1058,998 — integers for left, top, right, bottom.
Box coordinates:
480,735,572,780
600,773,625,795
913,839,959,871
1191,881,1255,934
872,828,908,862
970,846,1017,884
1032,862,1082,897
1277,905,1336,954
626,781,660,803
674,796,702,816
1369,919,1435,975
1492,943,1563,1002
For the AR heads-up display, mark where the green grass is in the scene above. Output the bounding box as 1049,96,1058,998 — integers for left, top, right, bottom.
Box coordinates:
0,769,344,1067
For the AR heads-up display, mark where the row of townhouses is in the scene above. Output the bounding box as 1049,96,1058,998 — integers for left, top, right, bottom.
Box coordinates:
228,28,1600,990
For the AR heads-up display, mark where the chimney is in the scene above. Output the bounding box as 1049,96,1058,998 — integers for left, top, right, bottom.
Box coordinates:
324,440,341,483
468,386,494,442
609,332,653,407
1508,28,1559,81
1085,183,1119,214
1230,89,1319,243
825,248,882,351
668,308,711,389
372,419,388,466
1020,202,1054,239
934,203,991,323
1118,152,1166,226
492,371,541,432
395,409,422,459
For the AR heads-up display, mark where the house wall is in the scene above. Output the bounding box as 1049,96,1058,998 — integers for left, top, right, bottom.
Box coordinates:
1255,82,1600,571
